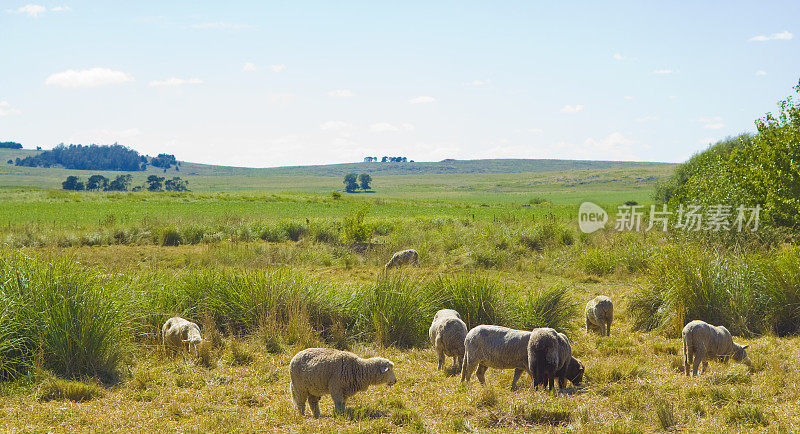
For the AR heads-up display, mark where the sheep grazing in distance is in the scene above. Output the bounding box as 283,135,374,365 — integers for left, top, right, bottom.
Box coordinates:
429,309,468,372
682,320,752,376
585,295,613,336
527,328,584,391
289,348,397,418
461,325,532,389
162,317,203,355
384,249,420,270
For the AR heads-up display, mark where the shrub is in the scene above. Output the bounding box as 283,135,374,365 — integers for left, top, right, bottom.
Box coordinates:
259,224,287,242
426,274,510,330
160,228,182,246
579,248,618,276
517,284,578,333
342,206,372,243
282,221,307,242
37,377,104,402
354,276,433,348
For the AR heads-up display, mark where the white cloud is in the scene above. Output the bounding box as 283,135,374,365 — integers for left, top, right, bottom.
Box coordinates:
704,123,725,130
12,4,46,17
270,64,285,73
320,121,352,131
653,69,673,74
369,122,415,132
51,6,70,12
755,70,767,76
148,77,203,87
0,101,21,116
694,116,722,123
45,67,134,88
623,95,634,100
613,53,625,60
560,104,584,113
408,96,436,104
749,31,793,42
186,22,253,30
242,62,258,72
636,115,659,123
328,89,354,98
471,78,491,86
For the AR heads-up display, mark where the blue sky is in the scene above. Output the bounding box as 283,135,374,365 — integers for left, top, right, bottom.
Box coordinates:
1,1,798,167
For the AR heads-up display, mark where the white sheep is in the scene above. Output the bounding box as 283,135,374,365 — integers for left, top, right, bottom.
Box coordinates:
384,249,420,270
429,309,468,372
289,347,397,417
162,316,203,355
527,328,584,391
461,325,532,389
585,295,613,336
682,320,751,376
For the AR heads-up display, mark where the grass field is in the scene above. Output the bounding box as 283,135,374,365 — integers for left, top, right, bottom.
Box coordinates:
2,158,798,432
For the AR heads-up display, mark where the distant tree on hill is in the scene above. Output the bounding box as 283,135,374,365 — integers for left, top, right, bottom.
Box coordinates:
0,141,22,149
16,143,144,171
358,173,372,190
146,175,164,191
150,153,177,169
62,176,84,191
343,173,359,192
380,156,407,163
86,175,109,191
106,174,133,191
164,176,189,191
6,160,12,165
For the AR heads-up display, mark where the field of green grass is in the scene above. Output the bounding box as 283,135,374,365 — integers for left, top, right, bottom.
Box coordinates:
2,158,798,432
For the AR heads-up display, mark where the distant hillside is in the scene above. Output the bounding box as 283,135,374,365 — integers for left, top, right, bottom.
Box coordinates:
181,158,671,177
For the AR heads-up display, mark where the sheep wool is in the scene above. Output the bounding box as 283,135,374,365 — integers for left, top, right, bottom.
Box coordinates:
429,309,468,372
682,320,751,376
585,295,613,336
461,325,532,389
162,317,202,355
384,249,420,270
289,348,397,418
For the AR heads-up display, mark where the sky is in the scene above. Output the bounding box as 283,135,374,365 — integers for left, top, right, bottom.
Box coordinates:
1,1,798,167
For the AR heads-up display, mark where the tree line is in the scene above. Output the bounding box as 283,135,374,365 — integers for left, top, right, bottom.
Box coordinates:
343,173,372,192
363,156,412,163
0,141,22,149
13,143,182,172
62,174,189,192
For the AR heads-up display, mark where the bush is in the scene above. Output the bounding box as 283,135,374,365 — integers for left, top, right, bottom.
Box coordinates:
282,221,307,242
354,276,433,348
517,284,578,333
426,274,510,330
342,206,372,243
160,228,182,246
579,248,618,276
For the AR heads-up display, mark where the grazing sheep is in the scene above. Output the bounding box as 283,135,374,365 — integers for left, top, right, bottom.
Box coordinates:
461,325,532,389
585,295,613,336
429,309,468,372
162,317,202,355
289,348,397,417
384,249,420,270
682,320,751,376
527,328,584,391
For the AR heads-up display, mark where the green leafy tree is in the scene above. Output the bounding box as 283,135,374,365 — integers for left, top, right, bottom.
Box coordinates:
164,177,189,191
106,174,132,191
358,173,372,190
343,173,358,192
86,175,108,191
146,175,164,191
61,176,84,191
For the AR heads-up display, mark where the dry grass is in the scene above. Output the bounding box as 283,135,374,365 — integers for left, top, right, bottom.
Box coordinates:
1,270,798,432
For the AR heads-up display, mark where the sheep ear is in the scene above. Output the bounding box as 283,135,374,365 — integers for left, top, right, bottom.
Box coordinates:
380,366,390,373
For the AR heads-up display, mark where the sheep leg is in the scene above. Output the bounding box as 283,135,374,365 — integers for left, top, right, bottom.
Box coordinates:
308,395,321,418
683,340,691,376
330,389,346,415
291,385,307,415
701,361,708,374
453,356,460,372
461,355,477,383
510,368,523,390
606,322,611,337
476,364,488,385
547,374,555,391
437,348,445,371
586,317,592,333
558,374,566,390
692,349,705,376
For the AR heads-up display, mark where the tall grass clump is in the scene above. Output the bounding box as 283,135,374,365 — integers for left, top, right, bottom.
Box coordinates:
0,252,130,382
425,274,510,330
353,275,433,348
759,245,800,336
628,245,765,336
517,284,578,333
342,205,372,243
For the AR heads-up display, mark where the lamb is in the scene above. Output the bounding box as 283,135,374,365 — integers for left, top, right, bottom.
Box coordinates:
289,347,397,417
527,328,584,391
682,320,751,376
429,309,468,372
585,295,613,336
384,249,420,270
461,325,532,389
162,316,203,355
